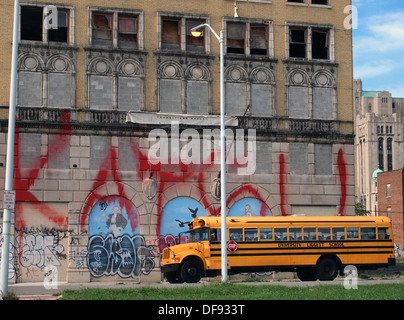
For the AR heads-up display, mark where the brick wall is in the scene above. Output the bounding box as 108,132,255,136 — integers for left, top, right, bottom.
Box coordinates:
378,169,404,248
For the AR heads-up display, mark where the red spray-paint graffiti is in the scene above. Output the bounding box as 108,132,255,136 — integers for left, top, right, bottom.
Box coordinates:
337,148,347,216
14,110,72,230
278,153,287,216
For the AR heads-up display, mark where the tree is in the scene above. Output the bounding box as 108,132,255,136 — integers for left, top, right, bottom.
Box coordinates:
355,203,370,216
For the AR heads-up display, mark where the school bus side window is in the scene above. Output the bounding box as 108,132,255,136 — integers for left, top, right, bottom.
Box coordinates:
260,228,273,241
245,228,258,241
211,228,221,242
289,228,302,241
304,228,317,241
229,229,243,241
332,227,345,240
378,227,390,240
361,227,376,240
275,228,287,241
347,227,359,240
318,228,331,240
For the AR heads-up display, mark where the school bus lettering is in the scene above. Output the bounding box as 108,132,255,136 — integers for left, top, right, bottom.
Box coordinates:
329,242,344,247
278,242,302,248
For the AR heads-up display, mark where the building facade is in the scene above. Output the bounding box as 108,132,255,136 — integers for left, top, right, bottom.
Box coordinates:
377,169,404,249
0,0,354,284
354,79,404,215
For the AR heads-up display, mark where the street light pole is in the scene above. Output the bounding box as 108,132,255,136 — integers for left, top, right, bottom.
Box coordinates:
191,24,228,282
0,0,19,298
218,30,228,283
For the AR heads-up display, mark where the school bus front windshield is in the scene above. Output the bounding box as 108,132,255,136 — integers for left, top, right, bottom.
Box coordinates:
190,228,209,242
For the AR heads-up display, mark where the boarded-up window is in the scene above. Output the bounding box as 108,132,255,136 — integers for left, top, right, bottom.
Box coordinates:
162,19,181,50
92,13,113,46
227,23,245,54
118,15,138,49
186,20,204,52
290,29,306,58
250,25,267,55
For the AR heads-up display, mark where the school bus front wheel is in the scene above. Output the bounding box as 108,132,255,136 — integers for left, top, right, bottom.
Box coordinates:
180,258,203,283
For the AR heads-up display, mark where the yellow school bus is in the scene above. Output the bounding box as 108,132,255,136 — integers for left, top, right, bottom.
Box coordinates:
161,216,395,283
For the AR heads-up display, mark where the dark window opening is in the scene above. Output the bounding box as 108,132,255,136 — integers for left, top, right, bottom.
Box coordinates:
378,138,384,171
387,138,393,171
186,20,205,52
289,29,306,58
21,6,43,41
161,19,181,50
250,25,267,55
118,15,138,49
48,11,69,43
227,23,245,54
92,13,113,47
312,30,329,60
312,0,328,4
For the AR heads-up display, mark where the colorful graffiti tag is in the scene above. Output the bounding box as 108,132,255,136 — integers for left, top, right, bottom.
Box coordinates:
87,196,155,278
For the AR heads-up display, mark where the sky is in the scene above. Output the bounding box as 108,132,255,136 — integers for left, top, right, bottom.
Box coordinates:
352,0,404,97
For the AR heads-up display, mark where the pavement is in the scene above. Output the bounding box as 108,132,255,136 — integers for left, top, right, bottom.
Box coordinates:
4,276,404,300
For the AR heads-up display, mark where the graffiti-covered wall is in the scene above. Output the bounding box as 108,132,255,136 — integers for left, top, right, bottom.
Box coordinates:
0,121,355,283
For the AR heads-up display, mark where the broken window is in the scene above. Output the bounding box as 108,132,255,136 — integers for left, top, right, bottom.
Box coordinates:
161,19,181,50
48,10,69,43
290,29,306,58
250,25,267,55
118,15,138,49
312,29,328,60
92,13,113,47
186,20,205,52
21,6,43,41
227,23,245,54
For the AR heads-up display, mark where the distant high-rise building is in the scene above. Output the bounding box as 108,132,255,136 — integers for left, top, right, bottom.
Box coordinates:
354,79,404,215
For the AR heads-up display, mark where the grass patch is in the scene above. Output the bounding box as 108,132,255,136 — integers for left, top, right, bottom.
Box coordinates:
59,283,404,300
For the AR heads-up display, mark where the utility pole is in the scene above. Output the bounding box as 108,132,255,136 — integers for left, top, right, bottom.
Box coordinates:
0,0,20,298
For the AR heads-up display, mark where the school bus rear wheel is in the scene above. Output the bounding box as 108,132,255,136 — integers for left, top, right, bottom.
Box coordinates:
316,257,340,281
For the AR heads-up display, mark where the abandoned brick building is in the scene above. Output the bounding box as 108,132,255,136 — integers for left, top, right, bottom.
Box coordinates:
0,0,354,283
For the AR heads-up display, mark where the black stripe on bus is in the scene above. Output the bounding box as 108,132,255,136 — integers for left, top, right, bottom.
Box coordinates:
211,239,393,245
210,251,393,257
210,245,395,252
242,220,377,224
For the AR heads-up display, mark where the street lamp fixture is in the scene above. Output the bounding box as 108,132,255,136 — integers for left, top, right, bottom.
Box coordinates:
191,23,228,283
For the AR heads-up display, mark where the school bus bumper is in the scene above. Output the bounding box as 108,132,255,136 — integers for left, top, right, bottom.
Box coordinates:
388,257,396,266
161,264,180,274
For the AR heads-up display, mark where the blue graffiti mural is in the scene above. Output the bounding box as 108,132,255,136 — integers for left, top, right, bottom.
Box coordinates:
228,197,272,217
159,197,207,240
87,196,155,278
